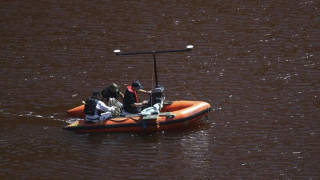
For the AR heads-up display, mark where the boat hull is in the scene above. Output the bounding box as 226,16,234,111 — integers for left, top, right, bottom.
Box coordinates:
64,100,211,133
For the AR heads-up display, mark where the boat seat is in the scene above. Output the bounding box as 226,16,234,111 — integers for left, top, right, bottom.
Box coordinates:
142,112,175,120
124,111,174,119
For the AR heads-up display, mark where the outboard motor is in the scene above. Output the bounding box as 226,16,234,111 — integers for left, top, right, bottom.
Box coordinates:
150,86,165,106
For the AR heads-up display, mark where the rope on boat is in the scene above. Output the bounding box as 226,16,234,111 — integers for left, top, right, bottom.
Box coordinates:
108,116,142,122
108,118,131,122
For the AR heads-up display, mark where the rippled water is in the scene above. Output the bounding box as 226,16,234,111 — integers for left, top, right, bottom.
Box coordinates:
0,0,319,179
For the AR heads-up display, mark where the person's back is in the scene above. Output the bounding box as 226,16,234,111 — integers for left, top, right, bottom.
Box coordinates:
84,90,115,123
83,97,99,116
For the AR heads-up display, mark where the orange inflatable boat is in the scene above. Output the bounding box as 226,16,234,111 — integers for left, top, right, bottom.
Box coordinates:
64,100,211,133
64,45,211,133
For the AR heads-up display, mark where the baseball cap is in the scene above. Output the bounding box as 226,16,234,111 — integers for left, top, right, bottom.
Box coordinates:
132,80,143,89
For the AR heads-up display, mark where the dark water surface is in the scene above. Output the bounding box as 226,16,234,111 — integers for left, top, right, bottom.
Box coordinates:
1,0,319,179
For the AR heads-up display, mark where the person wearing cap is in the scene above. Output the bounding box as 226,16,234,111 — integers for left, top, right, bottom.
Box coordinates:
122,80,151,115
83,90,116,123
101,83,124,103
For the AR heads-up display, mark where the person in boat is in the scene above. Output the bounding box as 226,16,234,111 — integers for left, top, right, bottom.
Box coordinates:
101,83,124,103
101,83,124,117
84,90,115,123
122,80,151,115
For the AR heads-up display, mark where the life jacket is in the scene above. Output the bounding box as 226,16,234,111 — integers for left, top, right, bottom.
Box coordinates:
83,97,99,116
127,86,138,102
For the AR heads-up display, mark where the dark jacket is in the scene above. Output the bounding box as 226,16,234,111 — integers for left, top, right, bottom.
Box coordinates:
101,87,120,100
123,86,140,114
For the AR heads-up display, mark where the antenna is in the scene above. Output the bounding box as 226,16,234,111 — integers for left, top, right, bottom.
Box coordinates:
114,45,193,88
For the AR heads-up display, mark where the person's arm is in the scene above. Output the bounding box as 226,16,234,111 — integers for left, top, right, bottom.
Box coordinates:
97,101,115,112
130,101,148,107
127,92,148,107
138,89,152,94
118,92,124,101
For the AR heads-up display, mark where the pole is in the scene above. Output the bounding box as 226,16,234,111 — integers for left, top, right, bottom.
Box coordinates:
114,45,193,88
152,52,159,88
